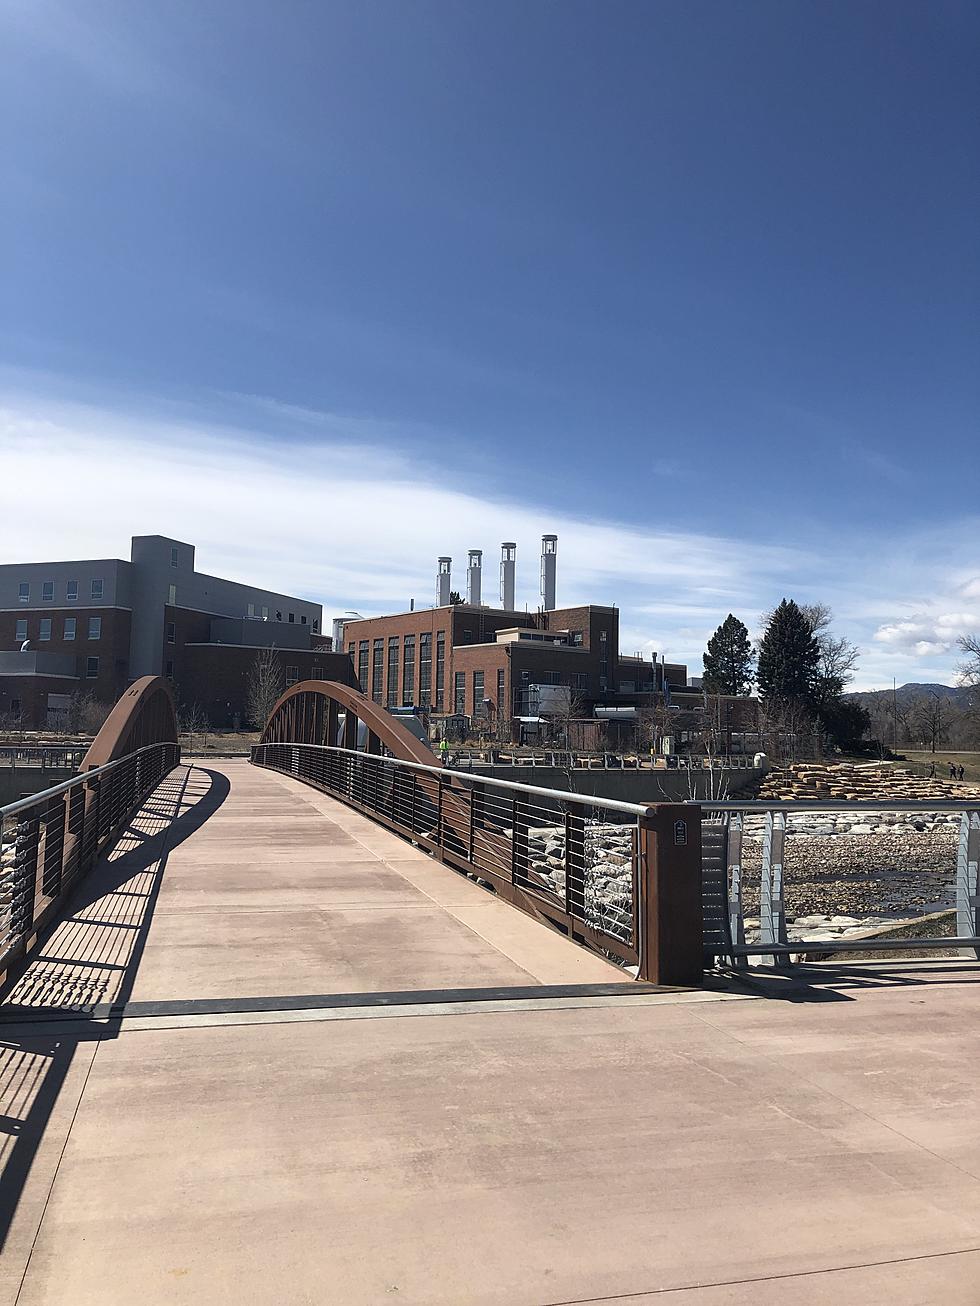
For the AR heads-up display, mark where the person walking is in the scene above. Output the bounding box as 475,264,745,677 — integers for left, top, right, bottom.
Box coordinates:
438,736,450,766
949,762,957,780
928,761,936,778
959,764,966,782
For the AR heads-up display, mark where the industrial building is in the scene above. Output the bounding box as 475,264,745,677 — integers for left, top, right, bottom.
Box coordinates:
341,535,702,736
0,535,351,729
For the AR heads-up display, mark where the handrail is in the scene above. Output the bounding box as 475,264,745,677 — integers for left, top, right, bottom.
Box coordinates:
0,743,171,820
261,742,649,817
699,798,979,812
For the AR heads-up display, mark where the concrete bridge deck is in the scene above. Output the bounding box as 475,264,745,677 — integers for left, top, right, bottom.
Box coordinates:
2,761,980,1304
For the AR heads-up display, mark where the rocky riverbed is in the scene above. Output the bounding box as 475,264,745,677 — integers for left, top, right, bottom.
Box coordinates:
524,813,967,947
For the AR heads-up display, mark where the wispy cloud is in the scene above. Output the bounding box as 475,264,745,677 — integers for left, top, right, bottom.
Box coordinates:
1,385,977,691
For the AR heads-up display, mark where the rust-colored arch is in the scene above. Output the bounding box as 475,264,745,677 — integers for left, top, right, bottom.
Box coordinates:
260,681,436,764
81,675,178,770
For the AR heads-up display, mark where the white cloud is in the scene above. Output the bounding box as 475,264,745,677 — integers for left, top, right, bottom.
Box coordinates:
1,386,979,692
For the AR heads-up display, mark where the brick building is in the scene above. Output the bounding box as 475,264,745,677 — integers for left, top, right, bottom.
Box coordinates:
341,601,681,729
0,535,352,729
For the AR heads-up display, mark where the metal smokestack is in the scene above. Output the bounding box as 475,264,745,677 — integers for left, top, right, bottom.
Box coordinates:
437,557,452,607
467,549,483,606
540,534,557,611
500,542,516,610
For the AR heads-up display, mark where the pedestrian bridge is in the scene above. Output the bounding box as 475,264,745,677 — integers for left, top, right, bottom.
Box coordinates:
2,681,980,1304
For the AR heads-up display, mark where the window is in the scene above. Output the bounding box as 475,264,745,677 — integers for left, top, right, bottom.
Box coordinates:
15,618,27,642
288,612,295,624
18,582,29,603
539,670,560,686
573,673,589,690
301,614,307,625
402,635,415,705
86,656,99,679
39,618,52,641
261,605,269,620
386,637,399,707
166,659,174,679
66,580,78,602
247,602,255,617
10,698,20,716
167,584,176,606
497,668,506,714
88,617,102,640
372,638,384,703
167,622,176,644
347,643,355,658
435,631,445,711
311,664,322,680
358,640,369,691
419,632,432,707
91,579,104,600
285,665,299,686
41,581,54,602
170,546,179,568
64,617,76,641
454,672,466,715
473,670,485,717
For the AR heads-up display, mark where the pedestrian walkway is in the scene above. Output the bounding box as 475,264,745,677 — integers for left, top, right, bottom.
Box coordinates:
2,761,980,1304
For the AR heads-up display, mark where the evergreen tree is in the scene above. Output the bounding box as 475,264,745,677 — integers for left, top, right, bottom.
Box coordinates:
702,614,754,696
756,599,821,705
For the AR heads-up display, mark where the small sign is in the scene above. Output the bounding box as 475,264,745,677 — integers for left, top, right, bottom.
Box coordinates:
673,819,688,846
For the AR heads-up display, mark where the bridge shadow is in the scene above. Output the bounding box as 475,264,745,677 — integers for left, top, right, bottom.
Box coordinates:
709,959,980,1003
0,764,228,1254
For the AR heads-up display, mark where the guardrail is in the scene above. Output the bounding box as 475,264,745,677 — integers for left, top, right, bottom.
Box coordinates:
251,742,704,985
446,750,758,770
700,799,980,966
0,740,180,982
0,746,89,772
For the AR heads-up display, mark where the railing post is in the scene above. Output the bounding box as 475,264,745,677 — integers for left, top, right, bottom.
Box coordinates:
759,811,788,967
956,811,980,960
637,804,703,987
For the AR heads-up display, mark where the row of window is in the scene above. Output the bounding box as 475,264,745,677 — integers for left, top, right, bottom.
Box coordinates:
244,602,317,630
353,632,448,709
16,617,102,642
18,579,104,603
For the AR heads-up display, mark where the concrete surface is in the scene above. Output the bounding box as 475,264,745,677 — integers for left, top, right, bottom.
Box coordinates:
2,761,980,1304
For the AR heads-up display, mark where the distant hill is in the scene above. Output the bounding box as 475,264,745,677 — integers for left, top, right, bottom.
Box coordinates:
849,682,976,708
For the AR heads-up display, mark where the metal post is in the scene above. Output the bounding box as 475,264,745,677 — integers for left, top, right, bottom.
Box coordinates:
759,811,788,966
955,811,980,960
637,803,703,986
727,814,747,967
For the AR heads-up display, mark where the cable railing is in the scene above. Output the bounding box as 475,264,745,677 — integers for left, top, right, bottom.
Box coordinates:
251,741,658,972
0,745,89,772
700,798,980,966
1,732,180,983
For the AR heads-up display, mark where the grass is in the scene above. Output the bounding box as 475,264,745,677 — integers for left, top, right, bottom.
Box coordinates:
891,750,980,783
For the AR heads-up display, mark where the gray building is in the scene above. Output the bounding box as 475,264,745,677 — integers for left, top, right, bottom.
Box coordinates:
0,535,345,729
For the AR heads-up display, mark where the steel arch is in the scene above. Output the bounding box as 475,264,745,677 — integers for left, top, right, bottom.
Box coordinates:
259,681,436,765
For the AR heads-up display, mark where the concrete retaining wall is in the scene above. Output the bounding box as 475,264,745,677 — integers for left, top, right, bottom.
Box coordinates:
463,764,763,809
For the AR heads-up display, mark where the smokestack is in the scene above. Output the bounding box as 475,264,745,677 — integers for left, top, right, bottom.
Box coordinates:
500,542,516,610
467,549,483,606
540,534,557,611
437,557,452,606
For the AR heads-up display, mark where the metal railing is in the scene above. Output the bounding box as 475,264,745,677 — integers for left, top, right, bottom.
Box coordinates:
700,799,980,966
0,741,180,979
0,746,89,772
252,741,652,971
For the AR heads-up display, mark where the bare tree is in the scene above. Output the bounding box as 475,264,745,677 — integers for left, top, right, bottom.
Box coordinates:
959,635,980,688
65,691,113,736
177,701,211,749
245,647,285,731
911,691,947,753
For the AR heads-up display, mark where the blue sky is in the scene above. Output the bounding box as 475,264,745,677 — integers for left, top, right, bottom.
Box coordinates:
1,0,978,688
